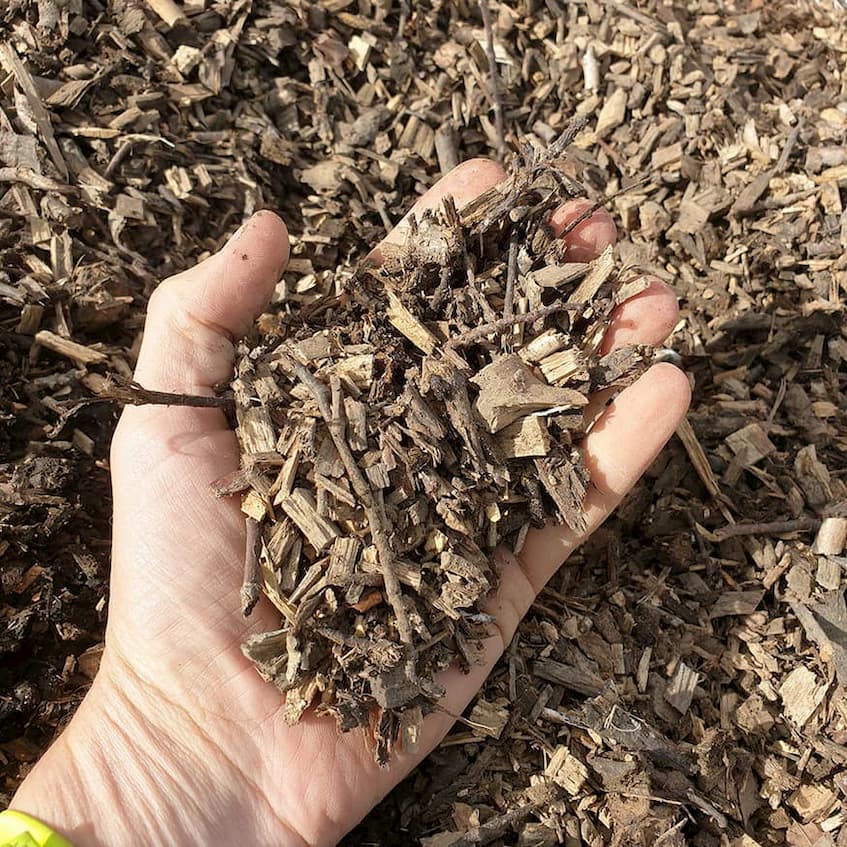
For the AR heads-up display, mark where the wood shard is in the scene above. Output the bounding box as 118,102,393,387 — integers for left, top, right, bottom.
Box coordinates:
529,263,589,289
280,488,339,551
35,330,107,365
329,353,374,389
545,746,589,795
532,658,603,696
370,663,419,709
497,416,552,458
813,518,847,555
570,245,616,304
468,698,509,739
538,348,588,386
709,590,764,619
664,661,698,714
725,422,776,468
472,354,587,433
780,667,827,728
386,290,439,354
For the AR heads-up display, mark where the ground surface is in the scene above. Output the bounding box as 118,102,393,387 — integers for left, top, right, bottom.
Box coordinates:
1,1,846,844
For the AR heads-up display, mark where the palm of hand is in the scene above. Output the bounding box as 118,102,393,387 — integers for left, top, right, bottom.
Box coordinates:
64,161,688,846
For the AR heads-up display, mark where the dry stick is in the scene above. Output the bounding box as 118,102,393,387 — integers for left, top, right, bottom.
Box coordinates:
478,0,506,161
447,301,581,350
444,194,496,323
0,167,74,192
462,247,497,324
241,517,262,617
557,174,652,241
711,516,820,542
102,381,234,410
288,360,416,669
501,231,519,353
450,803,539,846
655,818,689,846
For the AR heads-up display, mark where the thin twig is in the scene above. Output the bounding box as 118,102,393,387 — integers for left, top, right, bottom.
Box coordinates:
397,0,410,38
500,232,519,353
557,175,651,240
450,802,539,846
446,301,580,350
478,0,506,161
287,359,416,671
241,517,262,617
655,818,688,845
101,380,234,410
711,517,820,542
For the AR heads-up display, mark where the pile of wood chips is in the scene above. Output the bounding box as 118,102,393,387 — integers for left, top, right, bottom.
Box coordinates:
228,128,652,763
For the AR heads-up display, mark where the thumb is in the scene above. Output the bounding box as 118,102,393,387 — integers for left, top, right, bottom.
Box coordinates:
133,210,289,395
107,210,289,656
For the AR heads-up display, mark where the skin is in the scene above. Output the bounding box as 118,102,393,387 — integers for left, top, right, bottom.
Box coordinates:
11,159,690,846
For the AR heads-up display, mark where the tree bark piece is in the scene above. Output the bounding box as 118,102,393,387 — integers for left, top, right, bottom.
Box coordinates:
472,354,587,433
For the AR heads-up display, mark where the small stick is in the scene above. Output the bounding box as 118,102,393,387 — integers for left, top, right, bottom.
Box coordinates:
557,175,651,241
241,517,262,617
287,360,416,669
710,517,820,542
503,231,518,325
0,167,74,192
397,0,410,38
101,381,234,410
450,802,539,846
655,819,688,846
478,0,506,161
447,301,580,350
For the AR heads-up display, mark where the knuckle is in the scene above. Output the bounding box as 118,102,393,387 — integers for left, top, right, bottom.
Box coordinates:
485,550,538,651
144,280,179,329
457,157,505,179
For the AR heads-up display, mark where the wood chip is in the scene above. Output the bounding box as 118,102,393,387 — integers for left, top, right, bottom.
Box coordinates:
34,330,107,365
665,660,698,714
780,667,827,728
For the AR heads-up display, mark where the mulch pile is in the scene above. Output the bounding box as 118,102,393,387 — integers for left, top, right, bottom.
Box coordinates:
1,1,845,844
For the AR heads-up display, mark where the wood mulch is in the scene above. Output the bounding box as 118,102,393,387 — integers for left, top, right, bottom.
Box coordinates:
1,1,845,844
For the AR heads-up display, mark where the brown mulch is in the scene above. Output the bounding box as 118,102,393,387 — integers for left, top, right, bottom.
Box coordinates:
1,1,846,845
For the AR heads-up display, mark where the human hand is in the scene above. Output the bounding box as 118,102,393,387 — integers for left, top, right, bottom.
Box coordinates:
10,159,689,846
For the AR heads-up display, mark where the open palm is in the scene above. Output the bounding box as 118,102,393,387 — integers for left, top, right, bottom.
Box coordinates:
12,160,689,847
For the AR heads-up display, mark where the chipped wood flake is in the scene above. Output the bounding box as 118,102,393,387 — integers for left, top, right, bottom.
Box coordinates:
780,667,827,727
665,660,698,714
468,698,509,739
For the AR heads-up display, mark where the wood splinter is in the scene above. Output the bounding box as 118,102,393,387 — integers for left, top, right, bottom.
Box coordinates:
478,0,506,162
241,516,262,617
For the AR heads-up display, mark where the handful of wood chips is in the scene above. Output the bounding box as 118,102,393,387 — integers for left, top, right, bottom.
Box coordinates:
225,125,652,765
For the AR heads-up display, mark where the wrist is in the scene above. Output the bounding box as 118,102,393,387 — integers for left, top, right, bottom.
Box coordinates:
10,650,304,847
9,687,105,847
